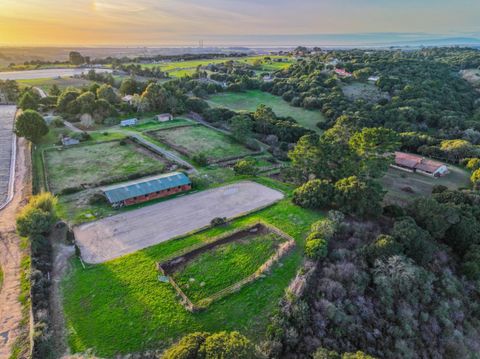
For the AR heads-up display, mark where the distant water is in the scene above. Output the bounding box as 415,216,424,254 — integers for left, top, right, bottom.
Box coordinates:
203,33,480,48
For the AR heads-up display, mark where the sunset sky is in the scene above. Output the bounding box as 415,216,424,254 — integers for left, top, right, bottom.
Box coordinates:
1,0,480,46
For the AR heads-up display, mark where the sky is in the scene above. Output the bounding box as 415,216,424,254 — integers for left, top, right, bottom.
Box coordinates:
1,0,480,46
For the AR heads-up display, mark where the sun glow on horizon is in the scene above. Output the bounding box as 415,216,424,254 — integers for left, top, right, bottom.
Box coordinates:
0,0,479,46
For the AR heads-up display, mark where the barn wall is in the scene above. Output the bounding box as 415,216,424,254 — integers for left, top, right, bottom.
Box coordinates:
123,184,191,206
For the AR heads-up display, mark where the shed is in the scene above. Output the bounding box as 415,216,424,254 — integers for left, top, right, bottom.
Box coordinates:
156,113,173,122
101,172,192,207
120,118,138,127
392,152,449,177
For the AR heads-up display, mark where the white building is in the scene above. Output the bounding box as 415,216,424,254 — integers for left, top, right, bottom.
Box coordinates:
120,118,138,127
156,113,173,122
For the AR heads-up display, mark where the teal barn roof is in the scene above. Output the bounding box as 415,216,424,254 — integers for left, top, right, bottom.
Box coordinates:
101,172,191,204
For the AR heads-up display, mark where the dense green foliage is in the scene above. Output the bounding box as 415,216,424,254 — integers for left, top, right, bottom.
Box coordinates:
14,109,48,143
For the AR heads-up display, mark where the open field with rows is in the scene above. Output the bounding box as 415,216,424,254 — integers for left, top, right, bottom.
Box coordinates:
148,125,254,162
44,140,169,194
208,90,326,132
63,181,322,356
15,77,94,90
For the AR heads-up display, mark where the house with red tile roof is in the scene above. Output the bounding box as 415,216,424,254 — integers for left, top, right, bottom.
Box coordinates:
334,68,353,77
392,152,449,177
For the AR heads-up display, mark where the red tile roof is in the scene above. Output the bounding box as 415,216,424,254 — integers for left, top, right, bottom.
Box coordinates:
394,152,445,174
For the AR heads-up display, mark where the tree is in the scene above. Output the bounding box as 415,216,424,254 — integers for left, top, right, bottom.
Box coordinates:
229,115,253,143
69,51,85,65
119,78,137,95
305,236,328,259
56,90,80,113
462,245,480,281
391,217,435,265
293,179,334,209
141,83,170,112
334,176,384,218
440,139,474,162
49,84,61,97
75,91,96,114
96,84,118,104
18,91,39,111
14,110,48,143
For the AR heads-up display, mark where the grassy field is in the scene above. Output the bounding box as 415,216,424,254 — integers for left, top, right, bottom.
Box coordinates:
382,165,471,205
173,232,283,303
148,125,253,162
44,141,167,193
139,56,294,78
62,181,322,356
208,90,326,133
16,77,94,90
127,117,194,132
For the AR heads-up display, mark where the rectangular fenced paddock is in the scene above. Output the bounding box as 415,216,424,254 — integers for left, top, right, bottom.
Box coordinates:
74,181,284,264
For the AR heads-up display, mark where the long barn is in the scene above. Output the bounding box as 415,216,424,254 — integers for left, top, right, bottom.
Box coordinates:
101,172,191,207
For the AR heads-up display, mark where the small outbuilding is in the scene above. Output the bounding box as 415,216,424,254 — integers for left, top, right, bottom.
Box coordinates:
101,172,192,207
61,136,80,147
120,118,138,127
156,113,174,122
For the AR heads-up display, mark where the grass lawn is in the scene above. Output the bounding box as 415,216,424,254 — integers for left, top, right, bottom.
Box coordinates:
128,118,194,132
382,165,471,205
148,125,253,162
44,141,167,193
62,187,322,357
207,90,326,133
173,231,283,303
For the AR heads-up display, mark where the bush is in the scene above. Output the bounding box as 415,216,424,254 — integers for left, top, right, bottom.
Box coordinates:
193,153,208,166
163,331,256,359
16,193,57,237
211,217,227,227
462,245,480,281
233,158,257,176
89,193,108,205
51,117,64,128
305,237,328,259
293,179,334,209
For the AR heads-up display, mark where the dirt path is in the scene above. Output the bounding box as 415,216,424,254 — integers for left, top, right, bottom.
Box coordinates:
49,226,75,358
0,137,32,359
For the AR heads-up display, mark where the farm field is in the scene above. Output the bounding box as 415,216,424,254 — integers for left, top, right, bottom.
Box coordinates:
63,184,322,356
148,125,253,162
382,165,471,205
127,117,194,132
73,181,284,263
0,68,112,81
44,140,168,194
172,230,285,304
208,90,326,132
15,77,94,90
139,55,294,77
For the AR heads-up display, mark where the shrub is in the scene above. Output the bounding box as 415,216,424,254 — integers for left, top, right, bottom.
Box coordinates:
16,193,57,237
293,179,334,209
462,245,480,281
193,153,208,166
89,193,108,205
305,237,328,259
233,158,257,176
365,234,403,265
51,117,64,128
211,217,227,227
163,331,256,359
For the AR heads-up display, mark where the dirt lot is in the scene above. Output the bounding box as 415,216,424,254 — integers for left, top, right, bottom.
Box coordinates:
74,181,284,264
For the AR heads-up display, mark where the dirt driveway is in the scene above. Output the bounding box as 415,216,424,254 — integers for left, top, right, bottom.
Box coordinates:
74,181,284,264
